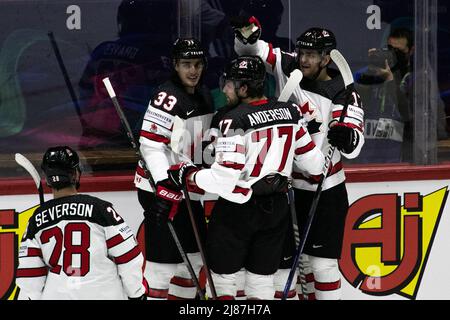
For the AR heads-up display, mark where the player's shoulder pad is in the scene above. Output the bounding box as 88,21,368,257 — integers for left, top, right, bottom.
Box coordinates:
303,68,345,100
211,105,238,129
75,194,124,227
149,80,187,115
223,98,301,133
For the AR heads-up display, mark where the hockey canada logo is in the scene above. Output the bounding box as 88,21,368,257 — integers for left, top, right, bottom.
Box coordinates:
339,187,447,299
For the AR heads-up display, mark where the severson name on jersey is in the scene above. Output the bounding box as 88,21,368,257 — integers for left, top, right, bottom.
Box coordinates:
35,202,94,227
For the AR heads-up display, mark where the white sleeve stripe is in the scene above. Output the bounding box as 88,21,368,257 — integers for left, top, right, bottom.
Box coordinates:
109,237,139,258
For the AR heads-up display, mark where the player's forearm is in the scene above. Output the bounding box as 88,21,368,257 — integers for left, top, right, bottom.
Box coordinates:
117,260,147,298
139,138,171,183
234,38,272,67
194,163,240,196
294,147,326,176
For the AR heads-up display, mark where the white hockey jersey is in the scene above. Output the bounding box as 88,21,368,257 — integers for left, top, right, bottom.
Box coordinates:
134,78,214,200
16,194,146,300
194,98,325,203
235,39,365,191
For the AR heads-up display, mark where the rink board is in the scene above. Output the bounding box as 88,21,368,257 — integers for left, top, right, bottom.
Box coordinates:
0,179,449,300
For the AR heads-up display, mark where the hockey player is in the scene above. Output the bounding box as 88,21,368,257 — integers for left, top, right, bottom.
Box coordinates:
16,146,147,300
167,55,325,300
231,18,365,300
134,38,214,300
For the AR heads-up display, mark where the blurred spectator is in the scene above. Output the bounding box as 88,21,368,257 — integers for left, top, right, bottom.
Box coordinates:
355,28,412,163
78,0,176,149
355,27,447,163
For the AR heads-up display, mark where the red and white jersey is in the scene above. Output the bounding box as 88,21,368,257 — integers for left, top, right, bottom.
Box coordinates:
235,39,365,191
134,78,214,200
194,98,325,203
16,194,146,300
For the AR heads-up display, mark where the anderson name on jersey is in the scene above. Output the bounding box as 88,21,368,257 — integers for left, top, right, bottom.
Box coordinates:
16,194,146,300
194,97,325,203
235,38,365,191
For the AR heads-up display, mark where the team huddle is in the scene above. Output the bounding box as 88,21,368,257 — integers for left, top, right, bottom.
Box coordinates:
16,15,364,300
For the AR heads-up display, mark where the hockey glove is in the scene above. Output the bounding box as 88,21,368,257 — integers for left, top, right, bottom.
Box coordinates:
327,123,359,154
229,15,261,45
167,162,199,189
152,179,183,221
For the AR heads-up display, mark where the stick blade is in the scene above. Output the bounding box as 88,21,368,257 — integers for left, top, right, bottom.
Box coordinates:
15,153,42,189
330,49,353,87
278,69,303,102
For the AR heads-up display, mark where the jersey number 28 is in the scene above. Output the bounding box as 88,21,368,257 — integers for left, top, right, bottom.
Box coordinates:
40,223,91,276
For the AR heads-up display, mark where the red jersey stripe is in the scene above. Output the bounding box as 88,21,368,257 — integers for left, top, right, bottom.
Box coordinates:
114,246,141,265
314,279,341,291
27,248,43,258
106,234,125,249
219,162,245,170
136,165,150,178
232,186,250,195
170,276,195,288
249,99,269,106
148,288,168,299
295,141,316,155
16,267,48,278
274,289,297,299
140,130,170,144
167,294,190,300
296,127,306,140
332,110,343,119
304,273,315,283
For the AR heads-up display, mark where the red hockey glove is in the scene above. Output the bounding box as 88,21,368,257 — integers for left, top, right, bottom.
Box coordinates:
167,162,199,190
229,15,261,45
327,123,359,154
153,179,183,221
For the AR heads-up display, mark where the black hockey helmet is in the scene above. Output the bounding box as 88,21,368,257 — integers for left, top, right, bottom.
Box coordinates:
224,55,266,83
172,38,206,62
41,146,81,190
222,55,266,98
295,27,336,54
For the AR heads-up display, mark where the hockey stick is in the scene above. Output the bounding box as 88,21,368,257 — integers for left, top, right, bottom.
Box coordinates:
15,153,44,205
102,77,207,300
48,32,85,128
282,49,354,299
102,78,155,189
182,184,217,299
164,112,218,299
278,69,303,102
277,70,303,249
